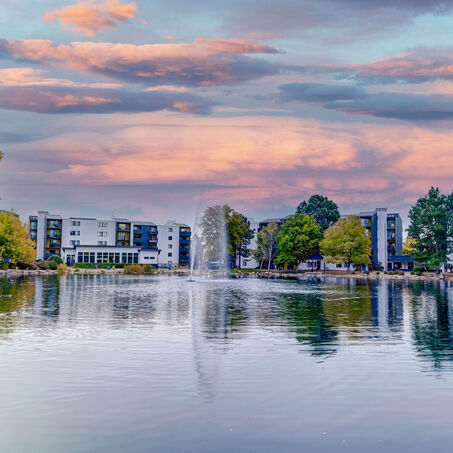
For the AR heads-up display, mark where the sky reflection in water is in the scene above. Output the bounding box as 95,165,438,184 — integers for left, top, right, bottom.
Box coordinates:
1,275,453,453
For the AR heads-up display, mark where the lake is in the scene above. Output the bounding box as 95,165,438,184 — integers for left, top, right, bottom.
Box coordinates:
1,274,453,452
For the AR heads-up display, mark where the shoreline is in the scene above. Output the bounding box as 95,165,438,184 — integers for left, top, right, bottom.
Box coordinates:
1,268,452,282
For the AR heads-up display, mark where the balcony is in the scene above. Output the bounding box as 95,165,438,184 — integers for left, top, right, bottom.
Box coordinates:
180,230,191,236
180,239,191,245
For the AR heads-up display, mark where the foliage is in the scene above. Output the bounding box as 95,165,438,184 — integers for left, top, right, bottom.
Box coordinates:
0,211,36,262
15,260,29,270
296,194,340,233
228,211,255,268
253,222,279,270
57,263,69,275
47,260,58,270
200,205,231,260
274,213,322,268
200,204,255,267
142,264,156,274
413,265,425,274
0,261,8,270
407,187,450,269
402,237,417,256
37,260,50,270
320,216,371,271
46,254,63,264
124,264,142,274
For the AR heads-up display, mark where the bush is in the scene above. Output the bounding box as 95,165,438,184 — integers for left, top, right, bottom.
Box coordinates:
142,264,156,274
413,265,425,274
57,263,69,275
0,261,8,270
46,254,63,264
38,260,50,270
16,260,29,270
47,260,58,270
28,262,38,270
74,263,95,269
124,264,142,275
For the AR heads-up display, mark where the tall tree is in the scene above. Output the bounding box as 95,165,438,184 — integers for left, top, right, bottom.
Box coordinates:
296,194,340,233
320,216,371,271
275,213,321,268
407,187,449,269
200,205,254,268
0,211,36,263
253,222,279,270
200,205,231,261
402,237,417,256
227,211,255,269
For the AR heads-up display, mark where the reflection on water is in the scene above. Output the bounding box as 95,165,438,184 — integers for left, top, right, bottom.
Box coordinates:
1,275,453,452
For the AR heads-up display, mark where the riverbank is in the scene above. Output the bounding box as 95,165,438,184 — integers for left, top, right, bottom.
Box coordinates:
1,268,452,282
231,269,453,282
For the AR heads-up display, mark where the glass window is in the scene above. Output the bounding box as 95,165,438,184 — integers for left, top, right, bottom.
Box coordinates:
121,253,127,263
115,253,120,263
90,252,95,263
168,252,172,257
83,252,89,263
133,253,138,264
78,252,83,262
98,221,108,228
168,236,172,240
97,252,103,263
109,253,114,262
168,228,173,232
118,232,126,240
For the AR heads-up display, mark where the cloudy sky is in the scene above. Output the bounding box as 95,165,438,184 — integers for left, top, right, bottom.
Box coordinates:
1,0,452,225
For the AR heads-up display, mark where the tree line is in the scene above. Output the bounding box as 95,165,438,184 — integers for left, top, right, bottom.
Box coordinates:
200,189,453,271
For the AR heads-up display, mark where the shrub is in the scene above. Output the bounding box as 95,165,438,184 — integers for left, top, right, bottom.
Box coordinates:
73,262,125,269
413,265,425,274
57,263,69,275
16,260,29,270
47,261,58,270
0,261,8,270
47,254,63,264
124,264,142,275
74,263,95,269
38,260,50,270
142,264,156,274
28,262,38,270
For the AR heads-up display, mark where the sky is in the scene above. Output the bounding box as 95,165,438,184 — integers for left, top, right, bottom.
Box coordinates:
1,0,453,226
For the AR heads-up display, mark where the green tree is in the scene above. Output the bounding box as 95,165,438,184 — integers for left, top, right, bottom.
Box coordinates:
296,194,340,233
407,187,449,269
0,211,36,263
200,205,254,268
275,213,321,268
227,211,255,269
320,216,371,271
253,222,279,270
200,205,231,261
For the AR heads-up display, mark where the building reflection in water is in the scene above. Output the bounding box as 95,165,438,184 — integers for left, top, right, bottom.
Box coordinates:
1,276,453,372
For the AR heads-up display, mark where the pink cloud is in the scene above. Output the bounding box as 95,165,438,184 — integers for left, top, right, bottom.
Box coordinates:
0,38,280,87
42,0,138,36
7,114,451,210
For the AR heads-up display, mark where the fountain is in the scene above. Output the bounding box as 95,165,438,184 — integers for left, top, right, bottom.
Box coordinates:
188,204,229,282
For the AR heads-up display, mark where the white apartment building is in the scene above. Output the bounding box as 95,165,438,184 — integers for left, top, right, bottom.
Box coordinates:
29,211,191,268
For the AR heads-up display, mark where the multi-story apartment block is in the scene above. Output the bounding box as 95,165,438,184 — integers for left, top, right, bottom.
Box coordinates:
30,211,190,268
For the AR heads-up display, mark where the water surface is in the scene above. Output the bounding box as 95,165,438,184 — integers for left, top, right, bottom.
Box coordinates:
1,275,453,452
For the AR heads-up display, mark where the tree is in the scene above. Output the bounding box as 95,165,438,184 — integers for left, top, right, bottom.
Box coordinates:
253,222,279,270
320,216,371,271
0,211,36,263
200,205,254,268
402,237,417,256
227,211,255,269
296,194,340,233
275,213,321,268
407,187,449,269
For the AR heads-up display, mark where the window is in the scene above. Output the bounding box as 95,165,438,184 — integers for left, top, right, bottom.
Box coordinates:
118,232,126,240
169,227,173,232
77,252,83,262
70,240,80,246
168,252,172,257
70,230,80,236
98,221,108,228
168,236,172,241
97,241,107,246
70,220,80,226
169,244,172,249
98,231,107,237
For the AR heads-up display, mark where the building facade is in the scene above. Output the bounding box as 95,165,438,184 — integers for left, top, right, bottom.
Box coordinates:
30,211,190,268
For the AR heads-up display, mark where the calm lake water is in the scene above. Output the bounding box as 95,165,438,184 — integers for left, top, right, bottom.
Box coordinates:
1,275,453,453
